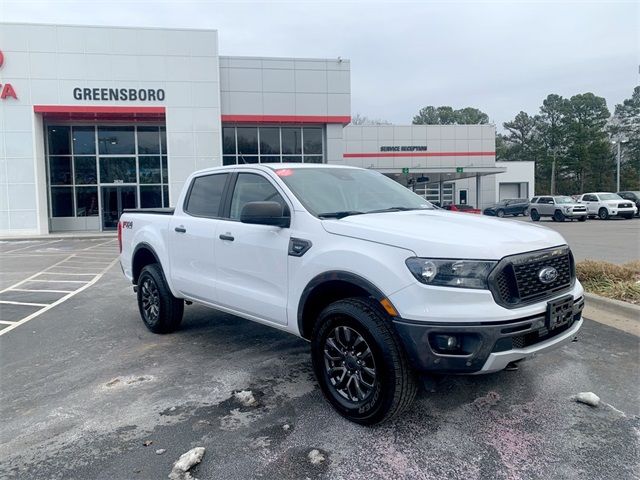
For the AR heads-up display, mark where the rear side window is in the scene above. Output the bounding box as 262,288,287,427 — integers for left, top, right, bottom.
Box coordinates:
229,173,287,220
530,197,539,203
185,173,228,217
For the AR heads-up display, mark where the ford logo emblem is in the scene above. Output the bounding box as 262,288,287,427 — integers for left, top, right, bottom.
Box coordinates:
538,266,558,284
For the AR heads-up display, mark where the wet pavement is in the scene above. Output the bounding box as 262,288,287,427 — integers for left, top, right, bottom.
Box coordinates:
0,238,639,480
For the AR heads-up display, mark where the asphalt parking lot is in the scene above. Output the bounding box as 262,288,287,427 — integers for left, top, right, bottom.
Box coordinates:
0,224,638,480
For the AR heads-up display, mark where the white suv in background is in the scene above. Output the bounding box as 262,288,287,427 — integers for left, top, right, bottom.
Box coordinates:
579,192,637,220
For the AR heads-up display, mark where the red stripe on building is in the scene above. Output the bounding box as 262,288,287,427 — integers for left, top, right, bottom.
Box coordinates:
343,151,495,158
34,105,166,121
222,114,351,125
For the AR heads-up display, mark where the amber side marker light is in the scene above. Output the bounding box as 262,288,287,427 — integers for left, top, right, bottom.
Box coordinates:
380,298,399,317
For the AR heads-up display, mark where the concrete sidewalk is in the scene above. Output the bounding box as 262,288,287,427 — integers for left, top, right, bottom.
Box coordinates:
0,232,116,242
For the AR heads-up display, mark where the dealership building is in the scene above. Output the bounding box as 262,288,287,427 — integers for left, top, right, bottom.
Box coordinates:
0,23,533,236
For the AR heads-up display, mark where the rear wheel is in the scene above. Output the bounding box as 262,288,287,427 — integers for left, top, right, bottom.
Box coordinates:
598,208,609,220
530,209,540,222
554,210,565,222
137,264,184,333
311,298,417,425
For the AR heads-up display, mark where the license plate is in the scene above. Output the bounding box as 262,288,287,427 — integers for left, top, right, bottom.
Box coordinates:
546,295,574,330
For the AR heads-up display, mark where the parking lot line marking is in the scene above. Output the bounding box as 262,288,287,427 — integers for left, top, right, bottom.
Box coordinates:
0,300,49,307
9,288,75,294
81,239,117,251
0,257,119,337
24,279,88,284
46,265,103,270
2,239,63,254
0,254,79,294
0,320,15,325
38,272,98,276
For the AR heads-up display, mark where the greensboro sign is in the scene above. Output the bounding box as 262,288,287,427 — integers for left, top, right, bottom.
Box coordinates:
0,50,19,100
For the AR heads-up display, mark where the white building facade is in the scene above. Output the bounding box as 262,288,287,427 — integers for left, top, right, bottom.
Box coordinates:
0,23,530,236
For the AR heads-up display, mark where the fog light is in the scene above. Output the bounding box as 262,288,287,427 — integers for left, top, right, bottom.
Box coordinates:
433,334,459,351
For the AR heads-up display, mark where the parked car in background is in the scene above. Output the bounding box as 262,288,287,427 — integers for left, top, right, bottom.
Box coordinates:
528,196,587,222
579,192,637,220
483,199,529,217
617,191,640,217
442,203,482,214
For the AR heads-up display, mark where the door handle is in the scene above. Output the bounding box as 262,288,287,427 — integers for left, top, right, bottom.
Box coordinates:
175,226,187,233
219,234,234,241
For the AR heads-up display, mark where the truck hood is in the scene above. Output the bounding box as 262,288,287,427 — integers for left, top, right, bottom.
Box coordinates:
321,210,567,259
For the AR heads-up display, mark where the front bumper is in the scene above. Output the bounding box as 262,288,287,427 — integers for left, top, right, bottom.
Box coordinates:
564,210,587,218
392,296,584,374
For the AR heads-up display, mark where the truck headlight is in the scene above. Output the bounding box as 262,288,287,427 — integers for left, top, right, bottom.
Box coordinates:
405,258,497,289
563,206,572,213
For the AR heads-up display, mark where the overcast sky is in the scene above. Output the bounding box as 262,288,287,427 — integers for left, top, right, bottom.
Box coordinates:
2,0,637,127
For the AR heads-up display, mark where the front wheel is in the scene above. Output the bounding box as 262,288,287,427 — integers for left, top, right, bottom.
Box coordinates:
311,298,417,425
578,216,587,222
496,209,505,218
598,208,610,220
530,210,540,222
554,210,566,222
137,264,184,333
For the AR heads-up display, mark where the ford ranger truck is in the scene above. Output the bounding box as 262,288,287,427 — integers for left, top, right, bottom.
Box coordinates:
119,164,584,425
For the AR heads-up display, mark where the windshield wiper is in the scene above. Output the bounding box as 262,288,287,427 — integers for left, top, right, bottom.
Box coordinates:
318,211,365,219
365,207,423,214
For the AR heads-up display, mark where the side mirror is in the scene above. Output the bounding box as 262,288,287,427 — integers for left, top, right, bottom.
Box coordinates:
240,201,290,228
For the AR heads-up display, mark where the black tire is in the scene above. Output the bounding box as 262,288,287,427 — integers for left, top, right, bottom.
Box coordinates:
530,209,540,222
578,216,587,222
598,208,609,220
554,210,565,222
496,209,505,218
311,298,417,425
137,263,184,334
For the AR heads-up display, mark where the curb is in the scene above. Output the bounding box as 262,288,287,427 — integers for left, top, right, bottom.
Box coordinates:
584,292,640,322
0,233,116,241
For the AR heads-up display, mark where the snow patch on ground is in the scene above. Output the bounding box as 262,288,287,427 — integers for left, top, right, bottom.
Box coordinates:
308,449,326,465
574,391,600,407
233,390,256,406
168,447,205,480
102,375,155,389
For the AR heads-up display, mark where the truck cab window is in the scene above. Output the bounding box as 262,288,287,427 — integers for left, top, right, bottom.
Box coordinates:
229,173,287,220
184,173,228,217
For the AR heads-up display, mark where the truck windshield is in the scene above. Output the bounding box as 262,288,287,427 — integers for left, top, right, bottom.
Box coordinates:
554,196,574,204
599,193,622,201
275,168,433,217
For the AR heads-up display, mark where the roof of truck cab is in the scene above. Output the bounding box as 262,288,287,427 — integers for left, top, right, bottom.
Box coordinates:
192,163,361,175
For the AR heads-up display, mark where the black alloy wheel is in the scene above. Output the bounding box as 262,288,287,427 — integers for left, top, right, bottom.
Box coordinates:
530,210,540,222
554,210,566,222
598,208,609,220
496,209,505,218
136,264,184,334
323,325,377,403
311,298,417,425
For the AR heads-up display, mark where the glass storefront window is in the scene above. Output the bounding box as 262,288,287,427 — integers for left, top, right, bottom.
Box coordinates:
160,127,167,154
51,187,73,217
236,127,259,155
140,185,162,208
76,187,99,216
163,185,169,207
303,128,323,155
98,126,135,155
74,156,97,184
281,128,302,154
139,156,161,184
72,127,96,155
99,157,137,183
137,127,161,154
222,126,324,165
48,126,71,155
49,156,72,185
162,156,168,183
223,127,236,155
259,127,280,154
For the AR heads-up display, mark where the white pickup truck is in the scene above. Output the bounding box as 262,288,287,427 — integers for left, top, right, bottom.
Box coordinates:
119,164,584,424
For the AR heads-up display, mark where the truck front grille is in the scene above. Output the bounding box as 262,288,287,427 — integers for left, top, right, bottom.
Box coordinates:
618,202,633,208
489,246,575,308
572,206,586,212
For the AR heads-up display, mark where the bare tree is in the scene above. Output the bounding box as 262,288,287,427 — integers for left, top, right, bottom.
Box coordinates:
351,113,392,125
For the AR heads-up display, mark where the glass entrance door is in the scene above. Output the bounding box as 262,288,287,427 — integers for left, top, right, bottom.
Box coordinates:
101,186,137,230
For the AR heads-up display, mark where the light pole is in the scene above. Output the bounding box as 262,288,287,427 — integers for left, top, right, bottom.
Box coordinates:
611,137,628,192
